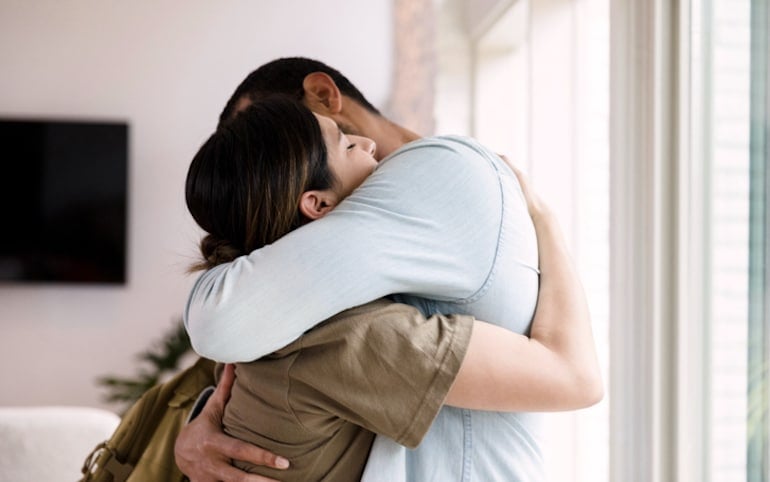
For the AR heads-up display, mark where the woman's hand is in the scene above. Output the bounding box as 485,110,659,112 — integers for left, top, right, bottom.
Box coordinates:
497,154,547,219
174,364,290,482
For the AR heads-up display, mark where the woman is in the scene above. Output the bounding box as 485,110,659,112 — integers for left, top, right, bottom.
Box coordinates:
185,95,601,481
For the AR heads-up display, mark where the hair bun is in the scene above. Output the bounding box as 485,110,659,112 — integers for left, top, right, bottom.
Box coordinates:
195,234,243,271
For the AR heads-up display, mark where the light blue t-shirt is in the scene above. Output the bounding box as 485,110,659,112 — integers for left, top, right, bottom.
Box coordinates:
185,135,543,481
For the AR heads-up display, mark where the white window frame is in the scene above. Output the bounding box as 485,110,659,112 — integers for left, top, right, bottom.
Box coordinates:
609,1,709,481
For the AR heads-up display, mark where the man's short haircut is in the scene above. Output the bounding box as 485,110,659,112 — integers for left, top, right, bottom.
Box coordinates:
219,57,380,125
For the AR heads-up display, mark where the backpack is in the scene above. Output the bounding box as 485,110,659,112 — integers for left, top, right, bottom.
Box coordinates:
80,357,216,482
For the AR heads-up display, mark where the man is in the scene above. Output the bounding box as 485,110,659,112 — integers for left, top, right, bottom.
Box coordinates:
176,57,596,481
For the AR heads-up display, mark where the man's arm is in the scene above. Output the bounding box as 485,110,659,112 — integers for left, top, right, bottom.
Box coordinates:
186,138,505,362
174,364,289,482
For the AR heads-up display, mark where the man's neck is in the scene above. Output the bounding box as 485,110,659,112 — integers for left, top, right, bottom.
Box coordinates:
368,117,421,160
340,99,421,160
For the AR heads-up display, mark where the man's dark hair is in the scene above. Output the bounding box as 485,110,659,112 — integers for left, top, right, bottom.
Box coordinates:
219,57,380,125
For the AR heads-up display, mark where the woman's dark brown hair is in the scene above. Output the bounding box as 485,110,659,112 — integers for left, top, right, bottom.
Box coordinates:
185,95,336,271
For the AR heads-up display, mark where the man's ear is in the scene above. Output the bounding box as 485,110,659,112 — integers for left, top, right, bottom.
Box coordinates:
302,72,343,115
299,190,337,220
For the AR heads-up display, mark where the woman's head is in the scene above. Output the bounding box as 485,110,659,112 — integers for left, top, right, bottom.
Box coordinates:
311,109,377,202
186,95,376,270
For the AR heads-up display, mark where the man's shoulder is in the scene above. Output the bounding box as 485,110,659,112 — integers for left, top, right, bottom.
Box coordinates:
381,135,490,165
364,134,503,194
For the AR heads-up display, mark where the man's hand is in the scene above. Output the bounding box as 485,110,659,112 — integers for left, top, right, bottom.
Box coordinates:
174,364,290,482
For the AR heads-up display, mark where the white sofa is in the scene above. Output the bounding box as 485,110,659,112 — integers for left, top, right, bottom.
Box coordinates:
0,406,120,482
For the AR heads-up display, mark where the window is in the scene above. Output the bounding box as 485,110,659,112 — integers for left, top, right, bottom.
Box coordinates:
746,0,769,479
436,0,768,479
436,0,610,480
696,0,753,478
693,0,769,479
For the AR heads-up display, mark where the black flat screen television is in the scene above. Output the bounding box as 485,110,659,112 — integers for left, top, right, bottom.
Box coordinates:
0,118,128,284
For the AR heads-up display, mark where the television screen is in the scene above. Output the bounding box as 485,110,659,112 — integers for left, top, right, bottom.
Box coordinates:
0,119,128,284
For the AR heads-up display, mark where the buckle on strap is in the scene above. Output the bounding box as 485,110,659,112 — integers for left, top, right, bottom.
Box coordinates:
80,442,134,482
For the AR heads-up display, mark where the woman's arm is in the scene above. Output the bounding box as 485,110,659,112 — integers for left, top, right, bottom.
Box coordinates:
445,165,603,411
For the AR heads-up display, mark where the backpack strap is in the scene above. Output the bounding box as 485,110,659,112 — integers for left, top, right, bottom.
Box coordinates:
81,442,133,482
80,358,216,482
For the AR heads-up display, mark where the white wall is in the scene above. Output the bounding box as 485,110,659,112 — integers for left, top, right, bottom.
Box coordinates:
0,0,393,411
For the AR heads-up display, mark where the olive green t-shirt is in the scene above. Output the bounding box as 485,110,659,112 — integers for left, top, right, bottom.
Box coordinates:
221,298,474,482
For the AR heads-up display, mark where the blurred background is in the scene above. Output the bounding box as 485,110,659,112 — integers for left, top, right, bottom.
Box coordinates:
0,1,767,481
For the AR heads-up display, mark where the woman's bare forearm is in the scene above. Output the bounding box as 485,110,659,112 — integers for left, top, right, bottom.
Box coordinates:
445,167,602,411
528,207,602,404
